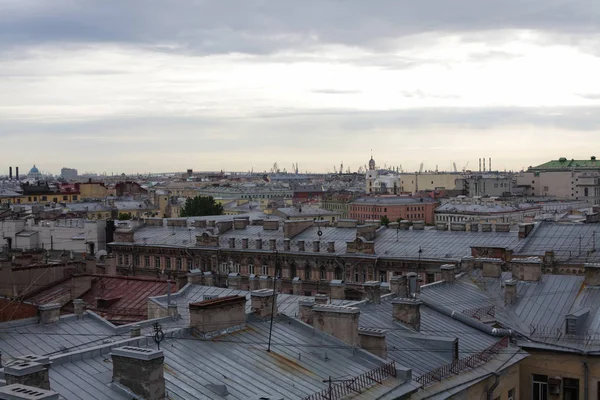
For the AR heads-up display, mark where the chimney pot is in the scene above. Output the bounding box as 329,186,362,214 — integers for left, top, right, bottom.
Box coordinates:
298,299,315,325
3,361,51,391
0,384,58,400
390,275,408,297
189,295,247,334
363,281,381,304
329,280,345,300
314,293,329,305
358,328,388,359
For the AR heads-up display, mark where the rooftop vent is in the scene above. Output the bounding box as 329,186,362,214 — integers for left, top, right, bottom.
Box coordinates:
0,384,59,400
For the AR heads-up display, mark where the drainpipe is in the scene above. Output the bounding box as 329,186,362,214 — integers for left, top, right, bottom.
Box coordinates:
583,360,589,400
486,374,500,400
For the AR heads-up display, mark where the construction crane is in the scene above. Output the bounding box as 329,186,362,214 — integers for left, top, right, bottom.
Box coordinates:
462,161,470,172
453,162,458,173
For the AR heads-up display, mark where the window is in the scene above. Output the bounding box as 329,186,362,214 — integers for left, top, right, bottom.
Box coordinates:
305,266,311,280
533,374,548,400
187,259,193,270
334,266,343,280
72,195,78,201
166,258,172,269
320,266,326,280
248,264,255,275
233,264,240,273
63,196,68,201
41,196,47,201
566,317,576,335
262,265,268,275
508,388,515,400
134,255,140,267
585,188,589,197
118,255,123,265
379,271,387,282
220,262,228,273
124,255,129,265
176,258,182,270
155,257,161,269
144,256,150,267
563,378,579,400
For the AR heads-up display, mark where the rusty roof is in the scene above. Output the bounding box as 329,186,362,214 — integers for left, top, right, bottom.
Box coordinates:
189,295,246,309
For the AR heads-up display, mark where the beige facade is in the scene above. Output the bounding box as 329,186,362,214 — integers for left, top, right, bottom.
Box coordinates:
516,170,600,205
519,349,597,400
79,182,108,199
400,173,459,193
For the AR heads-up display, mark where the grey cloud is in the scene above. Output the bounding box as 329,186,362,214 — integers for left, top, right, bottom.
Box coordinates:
1,0,599,54
578,93,600,100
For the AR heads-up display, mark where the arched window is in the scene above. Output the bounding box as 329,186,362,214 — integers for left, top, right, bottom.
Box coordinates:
305,265,311,281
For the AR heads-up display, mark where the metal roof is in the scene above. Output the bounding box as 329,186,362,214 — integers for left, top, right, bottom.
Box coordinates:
358,297,498,378
47,316,403,400
151,284,353,323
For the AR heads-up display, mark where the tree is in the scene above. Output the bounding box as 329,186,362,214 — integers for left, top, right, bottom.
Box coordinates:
118,213,132,220
179,196,224,217
380,215,390,227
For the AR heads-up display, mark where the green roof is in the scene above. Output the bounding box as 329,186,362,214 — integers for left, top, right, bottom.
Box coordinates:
530,157,600,171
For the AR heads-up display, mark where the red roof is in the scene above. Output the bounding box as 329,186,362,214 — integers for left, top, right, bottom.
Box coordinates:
0,299,38,322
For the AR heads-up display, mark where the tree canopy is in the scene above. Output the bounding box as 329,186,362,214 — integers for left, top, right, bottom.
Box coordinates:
179,196,224,217
380,215,390,227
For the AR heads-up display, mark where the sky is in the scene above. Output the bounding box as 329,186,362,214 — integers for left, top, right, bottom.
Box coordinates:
1,0,600,175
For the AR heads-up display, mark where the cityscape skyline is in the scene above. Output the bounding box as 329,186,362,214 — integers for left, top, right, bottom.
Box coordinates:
1,1,600,173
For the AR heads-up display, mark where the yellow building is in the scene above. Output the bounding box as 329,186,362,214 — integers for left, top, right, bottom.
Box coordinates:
400,172,460,193
78,181,109,199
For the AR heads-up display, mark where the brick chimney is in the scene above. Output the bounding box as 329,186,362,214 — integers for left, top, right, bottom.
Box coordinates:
130,324,141,337
518,222,535,239
233,218,249,230
263,219,279,230
0,384,58,400
392,298,422,331
358,328,387,359
314,293,329,305
202,272,214,286
73,298,84,318
511,258,542,281
251,289,278,318
111,347,165,400
312,304,360,346
329,280,345,300
38,304,61,324
390,275,408,297
440,264,456,283
504,279,518,305
3,359,51,390
482,260,503,278
189,295,247,335
299,299,315,325
363,281,381,304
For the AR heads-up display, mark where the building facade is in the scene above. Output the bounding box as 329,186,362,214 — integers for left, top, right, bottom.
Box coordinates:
349,196,439,224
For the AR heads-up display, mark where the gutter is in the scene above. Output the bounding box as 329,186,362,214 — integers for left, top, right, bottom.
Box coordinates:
420,297,513,337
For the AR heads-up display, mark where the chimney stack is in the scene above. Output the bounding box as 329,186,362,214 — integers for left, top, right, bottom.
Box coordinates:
16,166,19,180
130,324,141,337
0,384,58,400
299,299,315,325
392,298,422,331
3,358,51,390
489,157,492,172
312,304,360,346
314,293,329,305
407,272,419,296
482,260,503,278
358,328,387,359
504,279,517,305
9,166,12,180
390,275,408,297
189,295,247,335
38,304,61,324
292,277,302,295
228,273,242,290
479,158,481,172
440,264,456,283
251,289,278,318
511,258,542,282
363,281,381,304
483,157,486,172
73,299,84,318
329,280,346,300
111,347,165,400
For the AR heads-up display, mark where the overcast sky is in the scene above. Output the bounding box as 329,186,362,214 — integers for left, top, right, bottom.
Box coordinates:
1,0,600,175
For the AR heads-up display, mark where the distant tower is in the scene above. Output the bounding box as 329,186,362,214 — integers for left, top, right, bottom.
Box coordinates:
366,152,378,193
